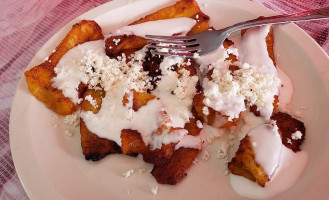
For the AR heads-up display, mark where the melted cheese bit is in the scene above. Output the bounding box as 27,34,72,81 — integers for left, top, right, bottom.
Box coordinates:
110,17,196,37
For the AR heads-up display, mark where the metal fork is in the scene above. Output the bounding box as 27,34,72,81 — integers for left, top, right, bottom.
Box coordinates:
146,7,329,58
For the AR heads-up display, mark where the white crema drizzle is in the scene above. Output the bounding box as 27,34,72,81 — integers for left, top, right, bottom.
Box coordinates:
248,124,282,179
198,26,281,120
52,18,200,150
230,145,308,199
51,17,307,198
80,83,165,147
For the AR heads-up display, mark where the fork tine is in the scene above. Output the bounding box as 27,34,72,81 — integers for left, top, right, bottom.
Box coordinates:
150,50,196,58
145,35,195,41
148,44,200,52
147,39,198,46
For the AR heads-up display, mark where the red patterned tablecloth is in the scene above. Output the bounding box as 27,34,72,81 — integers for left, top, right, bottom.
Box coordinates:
0,0,328,199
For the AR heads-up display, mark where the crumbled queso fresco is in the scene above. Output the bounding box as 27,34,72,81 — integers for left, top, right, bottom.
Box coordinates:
123,169,135,178
85,94,98,108
51,24,281,154
52,39,201,150
63,113,80,127
41,16,310,198
202,62,280,121
151,185,159,195
291,131,303,140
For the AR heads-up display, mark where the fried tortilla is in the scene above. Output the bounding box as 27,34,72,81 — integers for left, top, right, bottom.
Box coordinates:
24,20,103,115
80,88,122,161
228,113,306,186
271,112,306,152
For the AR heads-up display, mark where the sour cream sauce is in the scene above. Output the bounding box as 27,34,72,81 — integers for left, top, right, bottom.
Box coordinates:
52,17,306,198
54,18,200,150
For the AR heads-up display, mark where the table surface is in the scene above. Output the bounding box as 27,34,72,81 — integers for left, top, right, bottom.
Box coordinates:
0,0,328,199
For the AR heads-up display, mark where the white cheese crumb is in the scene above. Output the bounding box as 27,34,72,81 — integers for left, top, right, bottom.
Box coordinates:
123,169,135,178
287,138,292,144
196,14,199,19
196,120,203,129
227,46,239,56
151,185,159,195
113,38,121,45
224,170,229,176
202,3,208,7
202,150,210,161
85,94,98,108
173,69,198,99
193,53,200,58
270,120,279,133
203,62,280,120
63,113,80,127
64,130,73,137
193,157,199,165
202,106,209,116
291,131,302,140
270,119,277,127
186,59,191,66
53,43,151,104
52,115,58,120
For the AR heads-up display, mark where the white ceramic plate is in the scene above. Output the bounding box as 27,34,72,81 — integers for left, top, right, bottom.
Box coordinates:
10,0,329,199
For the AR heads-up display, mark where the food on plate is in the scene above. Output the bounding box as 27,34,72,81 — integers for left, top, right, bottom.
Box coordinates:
24,20,103,115
105,0,204,57
228,134,269,187
271,112,305,152
80,0,208,184
228,113,305,186
80,88,122,161
24,0,308,197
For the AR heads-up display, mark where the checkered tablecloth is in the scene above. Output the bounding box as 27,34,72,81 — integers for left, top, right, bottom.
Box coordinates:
0,0,328,199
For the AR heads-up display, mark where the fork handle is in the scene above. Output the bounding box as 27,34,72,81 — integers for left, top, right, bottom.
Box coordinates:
221,7,329,35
